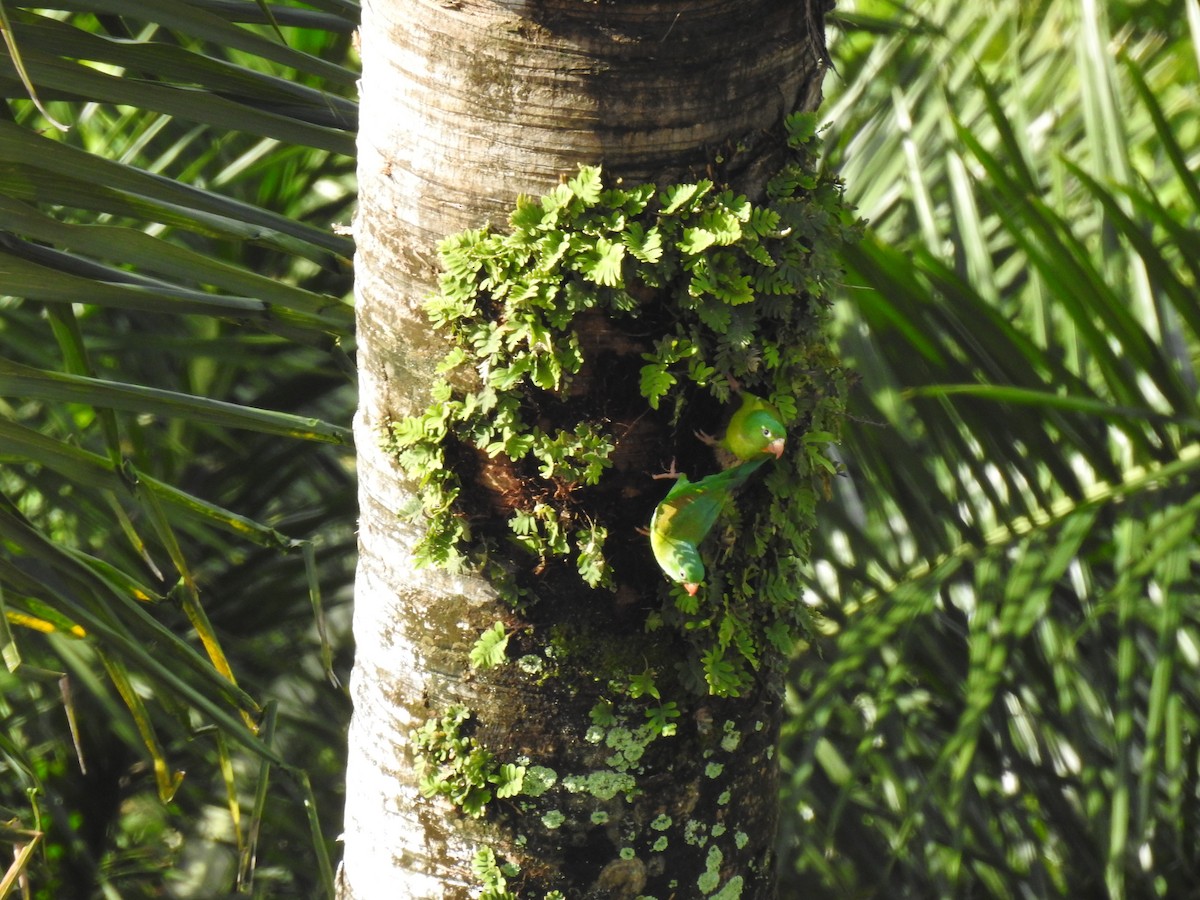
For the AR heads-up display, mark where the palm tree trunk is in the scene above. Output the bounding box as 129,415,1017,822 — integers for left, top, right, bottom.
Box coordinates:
343,1,831,896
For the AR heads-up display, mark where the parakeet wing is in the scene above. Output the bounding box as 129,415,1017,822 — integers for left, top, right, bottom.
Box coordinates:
650,458,766,546
649,458,767,590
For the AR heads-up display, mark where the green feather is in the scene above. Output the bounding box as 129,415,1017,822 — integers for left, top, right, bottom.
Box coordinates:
649,458,766,594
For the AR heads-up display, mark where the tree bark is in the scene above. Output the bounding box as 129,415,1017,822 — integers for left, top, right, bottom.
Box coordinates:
343,1,831,896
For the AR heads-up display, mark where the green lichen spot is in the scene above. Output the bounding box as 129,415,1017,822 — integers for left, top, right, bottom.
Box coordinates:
711,875,745,900
620,847,636,860
717,790,731,806
712,823,726,838
542,809,566,829
650,814,672,831
720,721,741,752
563,770,637,800
684,820,708,847
591,810,610,825
697,845,724,894
705,762,724,779
523,766,558,797
594,772,637,800
605,726,647,766
734,831,749,850
652,836,668,852
517,654,544,675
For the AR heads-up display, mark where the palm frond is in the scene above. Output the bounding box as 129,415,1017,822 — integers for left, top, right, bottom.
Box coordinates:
0,3,357,894
784,1,1200,895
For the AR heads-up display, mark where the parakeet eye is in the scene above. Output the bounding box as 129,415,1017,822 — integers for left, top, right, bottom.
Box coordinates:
677,568,688,580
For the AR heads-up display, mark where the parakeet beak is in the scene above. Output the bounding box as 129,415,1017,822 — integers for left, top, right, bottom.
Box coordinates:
684,582,700,596
766,438,785,459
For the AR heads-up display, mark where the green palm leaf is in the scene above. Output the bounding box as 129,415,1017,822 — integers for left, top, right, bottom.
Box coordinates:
0,2,357,894
784,2,1200,896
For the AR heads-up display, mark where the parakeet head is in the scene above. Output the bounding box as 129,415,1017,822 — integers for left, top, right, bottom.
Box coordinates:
748,411,786,459
670,546,705,595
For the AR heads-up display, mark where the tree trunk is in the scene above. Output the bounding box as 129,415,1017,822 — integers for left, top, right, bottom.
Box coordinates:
342,1,833,896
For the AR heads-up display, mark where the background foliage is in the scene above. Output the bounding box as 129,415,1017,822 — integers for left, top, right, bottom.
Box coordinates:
0,3,357,896
781,1,1200,897
3,0,1199,897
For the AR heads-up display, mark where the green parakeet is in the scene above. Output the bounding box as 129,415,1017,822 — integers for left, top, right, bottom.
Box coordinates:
649,457,766,594
699,391,786,463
